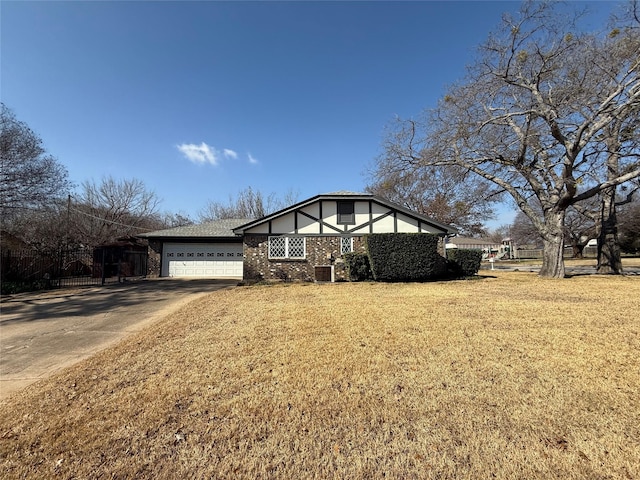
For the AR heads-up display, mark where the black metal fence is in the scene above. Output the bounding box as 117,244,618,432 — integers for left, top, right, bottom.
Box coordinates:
1,248,148,294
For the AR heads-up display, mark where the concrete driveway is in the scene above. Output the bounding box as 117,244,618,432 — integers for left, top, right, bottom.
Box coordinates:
0,278,236,401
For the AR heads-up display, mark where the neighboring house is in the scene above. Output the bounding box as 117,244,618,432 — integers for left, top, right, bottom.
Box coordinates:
140,192,458,282
445,236,510,259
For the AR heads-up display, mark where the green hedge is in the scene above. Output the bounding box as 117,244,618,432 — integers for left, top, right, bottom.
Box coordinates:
446,248,483,277
344,252,373,281
365,233,447,282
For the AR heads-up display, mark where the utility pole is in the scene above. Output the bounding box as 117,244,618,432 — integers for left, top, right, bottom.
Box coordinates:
67,194,71,251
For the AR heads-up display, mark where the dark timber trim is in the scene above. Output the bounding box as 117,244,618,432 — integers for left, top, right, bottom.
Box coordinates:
346,210,395,234
369,201,373,234
297,209,343,234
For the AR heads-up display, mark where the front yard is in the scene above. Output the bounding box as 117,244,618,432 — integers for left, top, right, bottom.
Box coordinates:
1,271,639,479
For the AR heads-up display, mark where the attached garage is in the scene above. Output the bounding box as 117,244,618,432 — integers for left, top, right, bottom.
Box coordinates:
162,242,243,278
139,218,253,280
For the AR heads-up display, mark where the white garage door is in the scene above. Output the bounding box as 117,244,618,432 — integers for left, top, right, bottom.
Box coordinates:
162,243,243,278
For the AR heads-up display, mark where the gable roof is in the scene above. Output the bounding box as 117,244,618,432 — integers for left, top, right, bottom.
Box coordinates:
233,192,458,235
139,218,252,239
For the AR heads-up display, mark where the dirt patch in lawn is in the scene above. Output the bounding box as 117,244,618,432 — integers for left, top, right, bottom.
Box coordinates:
1,272,639,479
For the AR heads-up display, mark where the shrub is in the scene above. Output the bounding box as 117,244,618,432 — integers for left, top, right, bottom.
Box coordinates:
365,233,447,282
344,252,373,281
447,249,483,277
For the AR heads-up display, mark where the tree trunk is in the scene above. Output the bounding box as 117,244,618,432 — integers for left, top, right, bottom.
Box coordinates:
571,242,584,259
596,187,623,274
539,209,566,278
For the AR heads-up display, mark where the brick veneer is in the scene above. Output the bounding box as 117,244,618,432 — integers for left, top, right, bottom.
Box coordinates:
243,234,366,282
147,240,162,277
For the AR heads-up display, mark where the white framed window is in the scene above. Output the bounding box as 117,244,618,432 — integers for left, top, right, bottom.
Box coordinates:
269,236,306,259
341,236,353,254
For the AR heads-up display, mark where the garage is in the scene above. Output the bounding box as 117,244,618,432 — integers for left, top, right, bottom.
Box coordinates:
162,243,243,278
139,218,253,280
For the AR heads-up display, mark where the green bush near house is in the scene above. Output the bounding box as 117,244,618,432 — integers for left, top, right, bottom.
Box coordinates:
344,252,373,281
365,233,447,282
447,248,483,278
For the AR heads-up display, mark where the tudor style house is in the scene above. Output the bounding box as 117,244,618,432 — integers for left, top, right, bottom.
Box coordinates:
141,191,458,282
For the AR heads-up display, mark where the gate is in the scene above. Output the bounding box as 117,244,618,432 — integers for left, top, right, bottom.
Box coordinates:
1,248,148,294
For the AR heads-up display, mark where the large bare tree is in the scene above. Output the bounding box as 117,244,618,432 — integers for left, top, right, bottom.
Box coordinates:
378,2,640,277
367,161,503,236
72,176,162,247
199,186,298,222
617,191,640,253
0,104,70,218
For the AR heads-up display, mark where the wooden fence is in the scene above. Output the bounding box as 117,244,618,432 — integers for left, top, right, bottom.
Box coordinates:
515,246,598,259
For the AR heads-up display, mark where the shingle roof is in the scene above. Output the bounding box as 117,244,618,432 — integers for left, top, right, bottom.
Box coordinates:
448,237,499,246
139,218,253,238
322,190,369,196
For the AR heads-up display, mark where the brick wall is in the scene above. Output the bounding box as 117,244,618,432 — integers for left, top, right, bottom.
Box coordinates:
243,234,366,282
147,240,162,277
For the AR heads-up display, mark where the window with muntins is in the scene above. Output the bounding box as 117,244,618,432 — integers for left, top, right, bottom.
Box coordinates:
337,201,355,224
269,236,306,259
341,236,353,254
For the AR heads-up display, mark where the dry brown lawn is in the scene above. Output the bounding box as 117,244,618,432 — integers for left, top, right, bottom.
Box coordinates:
1,271,639,479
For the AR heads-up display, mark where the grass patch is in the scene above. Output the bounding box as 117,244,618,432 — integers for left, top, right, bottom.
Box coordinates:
1,271,639,478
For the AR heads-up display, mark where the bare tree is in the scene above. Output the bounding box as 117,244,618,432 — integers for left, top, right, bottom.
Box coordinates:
366,161,503,236
72,176,161,247
0,104,70,218
617,192,640,253
486,224,511,244
157,211,194,229
199,186,298,222
592,115,640,272
2,199,69,253
564,205,597,258
510,210,541,248
378,2,640,277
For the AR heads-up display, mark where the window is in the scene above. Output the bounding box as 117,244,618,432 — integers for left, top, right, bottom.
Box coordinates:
269,236,306,259
341,236,353,254
337,201,355,224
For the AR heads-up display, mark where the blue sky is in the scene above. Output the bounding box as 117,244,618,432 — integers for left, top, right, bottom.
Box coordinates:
1,1,614,227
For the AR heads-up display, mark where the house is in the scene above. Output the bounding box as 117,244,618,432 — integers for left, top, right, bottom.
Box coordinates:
445,236,511,259
141,192,458,282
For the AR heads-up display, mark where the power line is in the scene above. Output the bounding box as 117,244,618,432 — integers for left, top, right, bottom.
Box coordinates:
1,202,156,232
68,206,155,231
